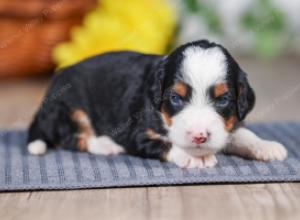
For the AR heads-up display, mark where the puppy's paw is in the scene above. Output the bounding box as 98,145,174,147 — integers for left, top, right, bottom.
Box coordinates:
87,136,125,155
166,147,218,168
203,154,218,167
166,146,192,168
251,140,287,161
187,154,217,168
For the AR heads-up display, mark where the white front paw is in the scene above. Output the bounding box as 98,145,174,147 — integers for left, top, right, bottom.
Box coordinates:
202,154,218,167
166,146,192,168
166,147,218,168
187,154,218,168
252,140,287,161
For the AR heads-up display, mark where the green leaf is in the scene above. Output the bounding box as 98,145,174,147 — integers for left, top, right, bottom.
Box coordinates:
185,0,199,12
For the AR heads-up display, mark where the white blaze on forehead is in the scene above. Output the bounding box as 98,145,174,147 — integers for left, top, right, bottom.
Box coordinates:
181,46,228,104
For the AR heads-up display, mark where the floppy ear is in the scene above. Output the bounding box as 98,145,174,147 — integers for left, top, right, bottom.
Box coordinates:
236,70,256,121
147,58,167,109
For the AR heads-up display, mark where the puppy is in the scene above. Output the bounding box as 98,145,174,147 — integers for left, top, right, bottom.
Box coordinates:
27,40,287,168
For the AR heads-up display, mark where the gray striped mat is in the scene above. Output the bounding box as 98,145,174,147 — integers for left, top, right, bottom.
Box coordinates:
0,122,300,191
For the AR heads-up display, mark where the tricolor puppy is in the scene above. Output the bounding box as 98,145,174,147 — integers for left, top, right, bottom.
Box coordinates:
28,40,287,168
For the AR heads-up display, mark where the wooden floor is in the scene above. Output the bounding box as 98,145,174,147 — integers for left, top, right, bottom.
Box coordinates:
0,57,300,220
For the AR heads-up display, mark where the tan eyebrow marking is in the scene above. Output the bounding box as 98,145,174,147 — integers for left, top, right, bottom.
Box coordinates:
214,83,229,97
173,81,188,97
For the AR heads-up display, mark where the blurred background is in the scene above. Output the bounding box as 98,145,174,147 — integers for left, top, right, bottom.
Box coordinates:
0,0,300,129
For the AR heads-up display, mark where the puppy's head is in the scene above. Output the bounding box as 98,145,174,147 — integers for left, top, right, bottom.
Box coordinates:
155,40,255,156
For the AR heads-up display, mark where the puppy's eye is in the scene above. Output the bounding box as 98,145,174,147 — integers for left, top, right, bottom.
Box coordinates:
216,95,229,107
170,94,183,106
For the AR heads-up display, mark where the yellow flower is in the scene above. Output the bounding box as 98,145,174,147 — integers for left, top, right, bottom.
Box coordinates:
53,0,177,68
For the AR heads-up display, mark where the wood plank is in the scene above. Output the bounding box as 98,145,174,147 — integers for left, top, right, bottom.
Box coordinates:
0,184,299,220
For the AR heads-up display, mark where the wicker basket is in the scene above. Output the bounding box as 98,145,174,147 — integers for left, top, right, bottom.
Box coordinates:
0,0,97,78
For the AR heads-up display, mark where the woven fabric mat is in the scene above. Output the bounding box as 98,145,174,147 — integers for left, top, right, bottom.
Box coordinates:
0,122,300,191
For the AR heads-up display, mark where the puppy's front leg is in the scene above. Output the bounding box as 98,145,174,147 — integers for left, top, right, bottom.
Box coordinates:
224,127,287,161
166,146,217,168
